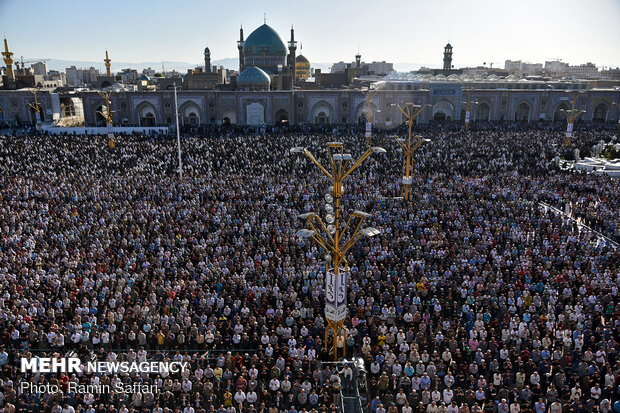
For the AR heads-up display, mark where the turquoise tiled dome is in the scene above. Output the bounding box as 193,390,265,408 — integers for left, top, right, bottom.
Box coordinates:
237,66,271,85
243,24,286,57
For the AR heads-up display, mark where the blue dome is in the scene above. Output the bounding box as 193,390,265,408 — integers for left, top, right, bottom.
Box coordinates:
237,66,271,85
139,74,150,81
243,24,286,57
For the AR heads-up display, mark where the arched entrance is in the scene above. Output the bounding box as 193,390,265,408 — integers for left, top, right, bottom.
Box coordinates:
246,102,265,126
135,102,158,126
355,102,378,124
222,110,236,125
180,102,201,126
311,101,333,124
142,113,155,127
593,103,608,122
475,103,490,121
275,109,289,126
514,101,531,122
186,112,198,126
553,103,569,121
431,100,454,121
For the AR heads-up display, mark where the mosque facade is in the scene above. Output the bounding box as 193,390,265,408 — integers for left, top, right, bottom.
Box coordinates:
0,23,619,127
1,83,618,127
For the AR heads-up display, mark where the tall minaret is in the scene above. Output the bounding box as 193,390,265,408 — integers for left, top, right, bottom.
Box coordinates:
443,43,453,71
104,50,112,76
237,25,245,73
204,47,211,73
2,36,15,81
355,50,361,77
287,25,297,84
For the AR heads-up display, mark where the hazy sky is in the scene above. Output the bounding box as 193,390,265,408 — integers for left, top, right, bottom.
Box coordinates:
1,0,619,69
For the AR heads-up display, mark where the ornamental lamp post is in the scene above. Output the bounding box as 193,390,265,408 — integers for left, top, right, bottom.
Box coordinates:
96,90,115,149
28,88,42,132
391,103,431,200
561,90,586,148
292,142,384,360
462,89,479,132
360,86,378,148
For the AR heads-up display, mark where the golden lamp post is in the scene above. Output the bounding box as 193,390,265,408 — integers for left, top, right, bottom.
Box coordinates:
561,91,585,148
96,91,115,149
291,142,385,360
28,89,42,132
463,89,479,132
391,103,431,200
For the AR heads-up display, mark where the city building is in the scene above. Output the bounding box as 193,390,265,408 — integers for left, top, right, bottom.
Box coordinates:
65,66,100,86
118,68,139,84
568,62,599,79
46,70,65,86
331,60,394,76
544,60,569,74
31,61,48,76
504,60,543,77
600,67,620,80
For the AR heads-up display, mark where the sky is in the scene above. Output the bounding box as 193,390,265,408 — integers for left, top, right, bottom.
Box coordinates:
1,0,619,71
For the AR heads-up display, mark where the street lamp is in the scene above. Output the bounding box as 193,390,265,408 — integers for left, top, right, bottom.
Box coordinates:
561,90,586,147
292,142,385,360
28,88,42,132
96,90,115,149
391,103,431,200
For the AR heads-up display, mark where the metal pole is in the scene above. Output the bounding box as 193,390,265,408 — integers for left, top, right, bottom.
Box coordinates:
174,82,183,179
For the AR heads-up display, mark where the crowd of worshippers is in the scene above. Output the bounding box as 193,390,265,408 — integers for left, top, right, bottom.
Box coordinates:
0,124,618,413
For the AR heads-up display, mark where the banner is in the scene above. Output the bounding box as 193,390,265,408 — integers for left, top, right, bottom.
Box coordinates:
107,123,114,139
365,121,372,138
566,122,573,137
325,268,347,322
465,111,470,123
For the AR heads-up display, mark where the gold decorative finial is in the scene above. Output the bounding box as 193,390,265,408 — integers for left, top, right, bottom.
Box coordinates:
104,50,111,76
2,36,15,81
